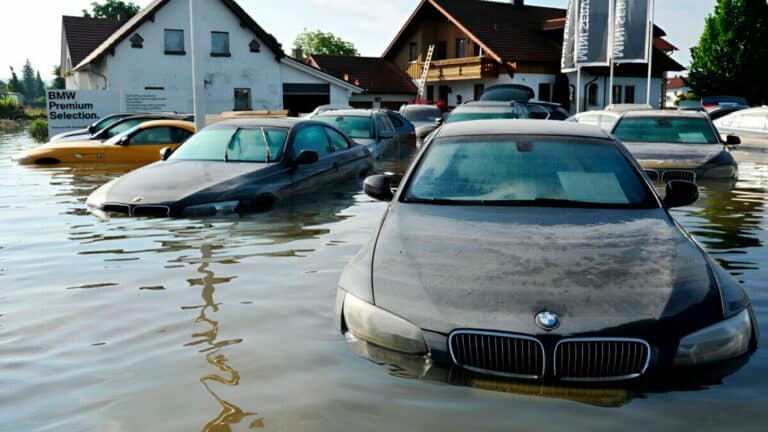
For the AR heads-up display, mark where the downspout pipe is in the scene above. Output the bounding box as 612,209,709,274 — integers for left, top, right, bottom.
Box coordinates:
89,64,107,90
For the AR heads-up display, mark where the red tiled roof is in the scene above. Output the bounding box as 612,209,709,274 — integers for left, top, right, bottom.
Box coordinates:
666,77,688,89
306,55,417,95
62,16,122,67
654,37,678,52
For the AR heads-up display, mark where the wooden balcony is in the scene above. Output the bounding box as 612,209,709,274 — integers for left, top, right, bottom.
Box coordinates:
405,56,499,82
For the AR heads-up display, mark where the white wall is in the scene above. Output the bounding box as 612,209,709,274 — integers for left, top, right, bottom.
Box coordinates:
565,71,664,111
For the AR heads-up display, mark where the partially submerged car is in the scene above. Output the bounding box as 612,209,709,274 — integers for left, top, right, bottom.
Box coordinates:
51,113,194,143
479,84,535,102
48,112,143,142
312,109,397,159
611,110,740,181
12,120,195,165
399,104,443,146
86,118,373,217
336,119,757,382
713,106,768,148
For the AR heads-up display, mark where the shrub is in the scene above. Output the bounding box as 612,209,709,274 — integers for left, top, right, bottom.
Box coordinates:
0,98,25,120
29,119,48,142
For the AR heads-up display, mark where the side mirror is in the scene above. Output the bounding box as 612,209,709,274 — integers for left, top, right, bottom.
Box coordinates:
118,135,130,146
725,135,741,146
295,149,319,165
160,147,174,161
663,180,699,208
378,129,394,141
364,174,394,201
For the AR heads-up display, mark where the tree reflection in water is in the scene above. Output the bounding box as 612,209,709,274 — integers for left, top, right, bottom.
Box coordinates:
182,243,263,431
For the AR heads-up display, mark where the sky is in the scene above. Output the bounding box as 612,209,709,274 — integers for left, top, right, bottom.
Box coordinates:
0,0,716,82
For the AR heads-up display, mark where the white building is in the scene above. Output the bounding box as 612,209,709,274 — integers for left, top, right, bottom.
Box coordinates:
61,0,360,116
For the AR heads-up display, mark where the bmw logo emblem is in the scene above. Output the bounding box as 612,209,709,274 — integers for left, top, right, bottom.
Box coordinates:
535,311,560,331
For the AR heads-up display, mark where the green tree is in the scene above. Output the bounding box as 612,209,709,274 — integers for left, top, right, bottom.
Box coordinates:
34,71,45,98
52,66,66,90
688,0,768,105
7,67,24,95
22,59,36,102
83,0,140,20
0,79,6,99
293,29,359,56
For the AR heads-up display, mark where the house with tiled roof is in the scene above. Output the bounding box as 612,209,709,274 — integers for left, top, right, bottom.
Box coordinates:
384,0,684,111
305,55,417,109
665,76,692,105
60,0,361,116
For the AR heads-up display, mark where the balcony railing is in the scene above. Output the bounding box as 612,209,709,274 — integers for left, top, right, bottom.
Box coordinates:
405,56,499,82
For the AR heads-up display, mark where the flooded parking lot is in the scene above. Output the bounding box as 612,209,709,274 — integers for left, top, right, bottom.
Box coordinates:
1,129,766,431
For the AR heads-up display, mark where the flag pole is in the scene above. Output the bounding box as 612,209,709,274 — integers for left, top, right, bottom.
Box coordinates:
608,0,615,106
646,0,655,106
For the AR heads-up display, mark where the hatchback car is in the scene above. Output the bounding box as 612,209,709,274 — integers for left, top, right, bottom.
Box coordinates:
87,118,373,217
400,104,443,146
335,119,757,382
312,109,397,159
611,110,740,181
12,120,195,165
713,106,768,148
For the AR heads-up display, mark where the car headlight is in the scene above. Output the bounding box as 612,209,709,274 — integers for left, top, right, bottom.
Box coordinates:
674,308,752,366
182,201,239,217
342,292,428,354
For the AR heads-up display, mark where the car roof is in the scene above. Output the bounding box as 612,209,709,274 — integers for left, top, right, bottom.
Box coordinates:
574,110,621,117
732,106,768,114
137,119,196,131
620,109,710,119
313,109,377,117
401,104,441,111
435,119,612,139
209,117,303,128
460,101,516,107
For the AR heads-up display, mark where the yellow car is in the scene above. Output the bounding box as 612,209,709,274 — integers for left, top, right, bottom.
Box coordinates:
12,120,196,165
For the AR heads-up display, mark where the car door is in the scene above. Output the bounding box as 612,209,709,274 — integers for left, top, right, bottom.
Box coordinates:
289,124,336,193
324,125,372,181
373,113,396,159
386,111,415,149
105,126,192,163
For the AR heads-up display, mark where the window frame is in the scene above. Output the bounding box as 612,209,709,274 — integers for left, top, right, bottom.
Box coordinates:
163,29,185,55
234,88,252,111
324,126,351,152
211,31,231,57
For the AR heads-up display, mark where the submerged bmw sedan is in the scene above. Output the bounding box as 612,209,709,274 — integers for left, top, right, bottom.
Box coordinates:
336,120,757,382
87,118,373,217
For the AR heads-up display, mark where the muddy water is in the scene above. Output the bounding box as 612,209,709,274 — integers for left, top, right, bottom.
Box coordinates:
0,131,765,431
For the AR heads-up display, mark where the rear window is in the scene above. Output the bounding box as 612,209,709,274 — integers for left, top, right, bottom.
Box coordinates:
446,105,528,124
100,119,145,139
614,117,718,144
401,106,441,123
314,115,373,139
404,135,654,208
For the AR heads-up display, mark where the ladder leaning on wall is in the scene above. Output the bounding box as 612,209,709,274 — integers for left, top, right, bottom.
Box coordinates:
417,44,435,100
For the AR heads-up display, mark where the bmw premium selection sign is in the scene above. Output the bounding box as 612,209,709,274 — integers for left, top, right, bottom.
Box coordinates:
561,0,579,72
576,0,612,66
612,0,651,63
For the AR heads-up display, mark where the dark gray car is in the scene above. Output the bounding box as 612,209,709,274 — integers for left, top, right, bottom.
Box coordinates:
312,109,397,159
399,104,443,146
335,119,757,382
87,118,373,217
612,110,740,181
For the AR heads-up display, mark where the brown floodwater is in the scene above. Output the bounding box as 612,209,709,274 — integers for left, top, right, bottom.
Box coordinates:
0,130,766,431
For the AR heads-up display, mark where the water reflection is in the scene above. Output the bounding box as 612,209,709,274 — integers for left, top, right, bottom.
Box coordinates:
182,243,263,431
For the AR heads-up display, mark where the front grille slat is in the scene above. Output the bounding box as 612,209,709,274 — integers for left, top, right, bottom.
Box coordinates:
449,331,545,379
555,339,650,381
661,170,696,182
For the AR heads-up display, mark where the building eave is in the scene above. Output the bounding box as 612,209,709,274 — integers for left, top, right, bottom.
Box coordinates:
281,57,363,93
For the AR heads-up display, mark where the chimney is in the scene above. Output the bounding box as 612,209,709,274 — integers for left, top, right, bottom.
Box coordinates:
292,48,304,61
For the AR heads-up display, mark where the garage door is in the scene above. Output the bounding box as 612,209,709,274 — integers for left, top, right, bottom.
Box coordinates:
283,83,330,116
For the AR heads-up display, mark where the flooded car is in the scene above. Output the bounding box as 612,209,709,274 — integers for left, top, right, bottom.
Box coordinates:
12,120,195,165
86,118,373,217
612,110,740,181
335,119,758,383
312,109,397,159
713,106,768,149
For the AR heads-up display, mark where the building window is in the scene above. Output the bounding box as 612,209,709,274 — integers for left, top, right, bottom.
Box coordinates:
435,40,447,60
473,43,482,57
455,38,466,58
234,88,251,111
538,83,551,102
612,85,622,103
211,32,230,56
587,83,598,106
474,84,485,101
130,33,143,48
249,39,261,53
409,42,418,62
164,29,185,55
625,85,636,103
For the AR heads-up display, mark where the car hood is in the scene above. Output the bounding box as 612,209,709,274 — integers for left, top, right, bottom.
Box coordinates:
371,204,722,340
621,142,723,169
97,160,271,205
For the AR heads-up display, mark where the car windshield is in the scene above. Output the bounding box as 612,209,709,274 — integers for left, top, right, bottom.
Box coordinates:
169,127,288,162
99,119,147,139
401,107,442,123
314,115,373,139
404,135,654,208
446,106,527,123
613,117,718,144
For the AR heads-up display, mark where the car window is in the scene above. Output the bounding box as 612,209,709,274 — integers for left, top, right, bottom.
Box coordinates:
404,135,654,208
375,114,394,134
293,125,331,158
388,113,404,128
614,117,718,144
325,127,350,151
526,105,550,120
314,115,374,139
170,127,287,161
129,126,180,145
446,106,526,124
401,107,441,123
94,115,127,131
